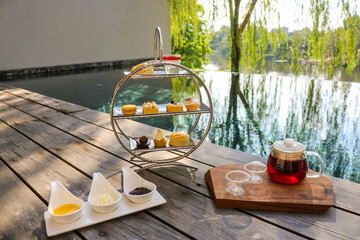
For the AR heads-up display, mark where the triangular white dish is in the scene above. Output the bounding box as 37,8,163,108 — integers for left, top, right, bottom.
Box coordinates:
88,172,121,213
122,167,156,204
48,181,84,224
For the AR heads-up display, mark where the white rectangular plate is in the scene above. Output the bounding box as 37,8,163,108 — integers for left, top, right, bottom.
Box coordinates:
113,103,210,119
44,191,166,237
129,135,195,153
123,70,188,76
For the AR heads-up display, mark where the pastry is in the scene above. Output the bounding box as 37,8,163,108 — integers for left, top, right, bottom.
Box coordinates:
122,104,137,115
183,97,200,111
136,136,150,149
153,129,167,147
169,131,189,146
142,101,159,114
131,63,154,74
166,100,183,112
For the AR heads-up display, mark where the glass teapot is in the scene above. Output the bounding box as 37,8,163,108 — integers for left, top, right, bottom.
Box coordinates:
267,138,324,184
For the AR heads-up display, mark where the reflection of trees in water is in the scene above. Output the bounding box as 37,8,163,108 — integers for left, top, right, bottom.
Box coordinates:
170,72,359,183
169,73,360,182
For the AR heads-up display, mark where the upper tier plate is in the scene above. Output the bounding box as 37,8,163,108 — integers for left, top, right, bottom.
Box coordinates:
113,103,210,119
123,70,190,79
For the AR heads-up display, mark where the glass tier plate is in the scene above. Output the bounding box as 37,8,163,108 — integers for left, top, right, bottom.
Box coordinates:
129,135,196,153
113,103,210,119
123,70,191,79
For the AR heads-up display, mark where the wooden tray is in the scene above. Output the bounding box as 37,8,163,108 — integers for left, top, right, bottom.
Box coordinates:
205,164,333,213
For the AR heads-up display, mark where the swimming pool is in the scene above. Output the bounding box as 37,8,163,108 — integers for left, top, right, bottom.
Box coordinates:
7,69,360,183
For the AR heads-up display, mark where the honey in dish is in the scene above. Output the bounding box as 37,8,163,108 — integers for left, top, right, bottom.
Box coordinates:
53,204,80,215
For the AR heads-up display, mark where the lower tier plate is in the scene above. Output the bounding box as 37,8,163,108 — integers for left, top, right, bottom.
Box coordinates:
129,135,196,153
44,191,166,237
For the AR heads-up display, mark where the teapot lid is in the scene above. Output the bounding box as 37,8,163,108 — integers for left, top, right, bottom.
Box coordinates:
272,138,305,153
271,138,305,160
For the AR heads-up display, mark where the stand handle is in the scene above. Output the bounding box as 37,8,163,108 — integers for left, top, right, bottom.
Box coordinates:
154,27,163,62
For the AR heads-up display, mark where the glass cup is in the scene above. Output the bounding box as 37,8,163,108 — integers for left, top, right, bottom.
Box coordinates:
163,54,181,73
244,161,267,184
224,171,250,196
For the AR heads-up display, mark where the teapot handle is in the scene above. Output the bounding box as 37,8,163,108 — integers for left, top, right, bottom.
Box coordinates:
306,151,324,178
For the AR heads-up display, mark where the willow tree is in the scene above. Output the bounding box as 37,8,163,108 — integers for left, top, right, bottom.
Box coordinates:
228,0,258,72
169,0,359,75
168,0,211,68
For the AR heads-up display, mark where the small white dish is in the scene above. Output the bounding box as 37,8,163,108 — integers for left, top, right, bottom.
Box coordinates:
122,167,156,204
88,172,121,213
48,181,84,224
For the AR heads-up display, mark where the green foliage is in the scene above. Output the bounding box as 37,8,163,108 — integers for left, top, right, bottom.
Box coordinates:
172,19,211,69
291,32,301,73
335,28,345,67
240,22,258,69
168,0,211,69
209,26,230,67
168,0,360,76
345,17,359,74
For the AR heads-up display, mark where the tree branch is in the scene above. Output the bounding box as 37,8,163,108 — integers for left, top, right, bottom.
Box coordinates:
239,0,258,34
229,0,234,25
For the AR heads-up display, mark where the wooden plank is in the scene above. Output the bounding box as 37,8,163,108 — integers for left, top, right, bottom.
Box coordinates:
0,160,80,240
2,88,359,215
1,90,360,239
3,88,360,239
1,86,86,114
2,92,360,240
0,120,188,240
0,98,303,239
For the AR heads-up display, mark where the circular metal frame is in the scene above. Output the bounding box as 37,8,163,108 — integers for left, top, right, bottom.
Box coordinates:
109,27,213,168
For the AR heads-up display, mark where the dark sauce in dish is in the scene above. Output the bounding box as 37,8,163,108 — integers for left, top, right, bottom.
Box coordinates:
129,187,152,195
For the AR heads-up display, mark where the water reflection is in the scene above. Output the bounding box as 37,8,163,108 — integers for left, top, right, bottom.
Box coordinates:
7,68,360,183
189,71,360,183
208,60,360,83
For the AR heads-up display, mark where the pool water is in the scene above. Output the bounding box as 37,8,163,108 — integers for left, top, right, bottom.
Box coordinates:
7,69,360,183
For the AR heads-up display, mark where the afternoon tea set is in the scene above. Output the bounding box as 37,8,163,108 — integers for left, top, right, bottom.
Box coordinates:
45,27,332,237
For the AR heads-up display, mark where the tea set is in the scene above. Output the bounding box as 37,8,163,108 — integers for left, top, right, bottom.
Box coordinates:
225,138,324,196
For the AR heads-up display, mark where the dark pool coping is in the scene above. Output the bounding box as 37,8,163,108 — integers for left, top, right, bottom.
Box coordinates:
0,58,152,81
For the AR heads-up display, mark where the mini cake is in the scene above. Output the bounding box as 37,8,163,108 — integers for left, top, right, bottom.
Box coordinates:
183,97,200,111
153,129,167,147
169,131,189,147
166,100,183,112
131,63,154,74
136,136,150,149
122,104,137,115
142,101,159,114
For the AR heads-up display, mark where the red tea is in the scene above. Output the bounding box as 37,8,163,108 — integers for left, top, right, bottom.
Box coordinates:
267,155,308,184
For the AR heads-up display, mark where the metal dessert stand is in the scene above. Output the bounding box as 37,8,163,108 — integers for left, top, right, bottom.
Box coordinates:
110,27,213,172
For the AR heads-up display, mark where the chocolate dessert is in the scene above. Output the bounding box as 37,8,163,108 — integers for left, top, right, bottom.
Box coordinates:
136,136,150,149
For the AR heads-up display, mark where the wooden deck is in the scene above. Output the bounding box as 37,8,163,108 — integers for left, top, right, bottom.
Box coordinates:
1,82,360,240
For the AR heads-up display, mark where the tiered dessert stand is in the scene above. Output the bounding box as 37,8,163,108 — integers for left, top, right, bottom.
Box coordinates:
110,27,213,171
